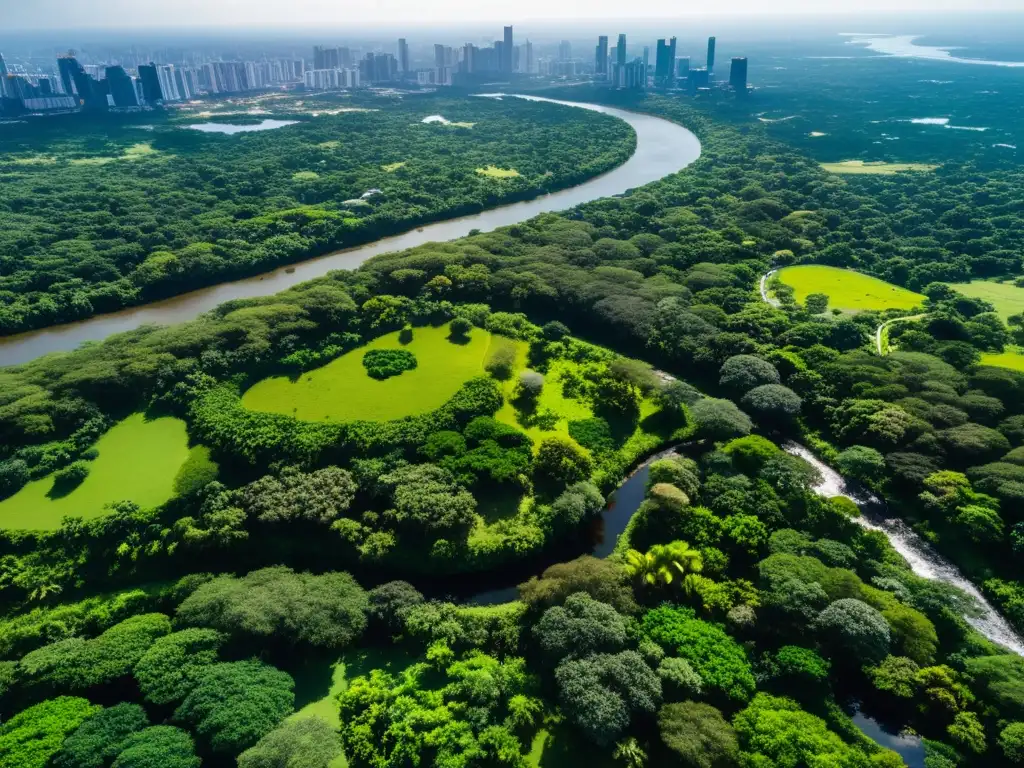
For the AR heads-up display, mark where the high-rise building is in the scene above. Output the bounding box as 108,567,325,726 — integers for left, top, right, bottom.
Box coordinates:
687,67,710,91
0,53,8,99
398,39,410,74
654,37,677,85
595,36,608,76
105,66,138,107
503,26,514,72
675,57,690,81
174,68,192,100
138,63,163,103
707,36,716,75
518,41,533,74
558,40,571,61
617,34,627,67
57,54,83,98
360,52,397,83
643,46,650,82
729,57,748,93
157,65,181,101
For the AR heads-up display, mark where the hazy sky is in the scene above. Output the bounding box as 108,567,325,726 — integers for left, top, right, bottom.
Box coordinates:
5,0,1022,29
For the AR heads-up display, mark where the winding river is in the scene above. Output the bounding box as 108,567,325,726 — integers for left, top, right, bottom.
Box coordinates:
0,96,702,367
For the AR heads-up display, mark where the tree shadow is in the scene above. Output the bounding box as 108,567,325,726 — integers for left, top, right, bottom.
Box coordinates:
475,488,525,524
448,333,472,346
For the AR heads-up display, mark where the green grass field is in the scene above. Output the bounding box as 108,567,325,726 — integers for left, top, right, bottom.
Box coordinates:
820,160,939,175
495,357,592,444
777,265,926,312
242,323,494,422
0,413,192,531
980,346,1024,372
476,165,521,178
944,280,1024,322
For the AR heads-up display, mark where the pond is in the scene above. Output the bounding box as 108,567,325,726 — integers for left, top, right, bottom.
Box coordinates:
186,119,299,134
852,710,925,767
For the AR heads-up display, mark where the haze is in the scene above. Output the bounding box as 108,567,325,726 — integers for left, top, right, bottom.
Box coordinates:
5,0,1022,30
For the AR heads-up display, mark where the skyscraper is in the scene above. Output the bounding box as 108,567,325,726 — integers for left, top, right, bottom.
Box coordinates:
398,39,410,74
105,65,138,107
617,34,627,67
503,26,514,73
654,37,677,85
729,57,748,93
558,40,571,62
57,54,83,98
138,64,163,103
707,37,716,75
0,53,8,99
595,36,608,76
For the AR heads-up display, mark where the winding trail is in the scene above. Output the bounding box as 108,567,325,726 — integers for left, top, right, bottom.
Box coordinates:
876,314,926,355
759,269,781,307
0,96,702,367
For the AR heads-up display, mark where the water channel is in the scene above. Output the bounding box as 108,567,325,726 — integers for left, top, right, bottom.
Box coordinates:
0,95,703,366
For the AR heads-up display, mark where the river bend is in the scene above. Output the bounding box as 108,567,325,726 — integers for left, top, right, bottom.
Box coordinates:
0,96,702,366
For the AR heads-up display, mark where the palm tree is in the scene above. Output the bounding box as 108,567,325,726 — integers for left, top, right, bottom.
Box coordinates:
624,540,703,587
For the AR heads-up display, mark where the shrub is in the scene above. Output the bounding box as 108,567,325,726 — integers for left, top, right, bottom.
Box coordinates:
484,341,517,380
362,349,417,380
658,702,738,768
449,317,473,339
52,460,91,494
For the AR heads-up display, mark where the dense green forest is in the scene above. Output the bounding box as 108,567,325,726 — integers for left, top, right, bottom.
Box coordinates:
0,94,634,334
3,81,1024,768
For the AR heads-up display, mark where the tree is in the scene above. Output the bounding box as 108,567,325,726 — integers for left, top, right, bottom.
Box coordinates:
719,355,781,393
836,446,886,485
111,726,199,768
722,435,780,475
555,651,661,746
625,541,703,588
534,435,593,490
999,722,1024,764
175,567,369,649
0,697,99,768
533,592,628,662
242,466,357,524
517,370,545,401
519,556,637,614
54,703,149,768
657,657,704,699
237,717,343,768
814,599,891,664
134,628,225,705
174,660,294,754
542,482,605,533
647,457,701,498
690,399,753,441
948,711,987,754
805,293,829,314
658,702,738,768
740,385,802,423
379,463,477,539
367,581,425,635
449,316,473,339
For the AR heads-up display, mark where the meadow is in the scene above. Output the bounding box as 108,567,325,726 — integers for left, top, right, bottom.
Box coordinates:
776,265,927,312
819,160,940,175
980,346,1024,372
945,280,1024,322
0,413,192,531
243,323,495,422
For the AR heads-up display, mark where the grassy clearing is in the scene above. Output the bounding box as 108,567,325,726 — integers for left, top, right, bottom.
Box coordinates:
381,161,407,172
291,171,320,181
943,280,1024,322
317,140,341,149
527,723,617,768
0,414,192,531
777,265,926,312
476,165,521,179
820,160,939,175
980,346,1024,372
289,647,417,768
69,143,159,166
10,155,57,165
242,323,493,422
495,357,592,444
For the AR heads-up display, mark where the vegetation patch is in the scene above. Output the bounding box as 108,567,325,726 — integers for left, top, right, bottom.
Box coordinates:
980,346,1024,372
69,143,159,166
820,160,939,175
0,414,191,531
943,280,1024,322
381,161,406,172
476,165,521,178
776,265,926,312
362,349,417,380
291,171,320,181
242,323,492,422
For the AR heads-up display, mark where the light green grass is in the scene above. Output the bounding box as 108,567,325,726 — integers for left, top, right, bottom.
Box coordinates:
980,346,1024,372
381,161,407,172
292,171,320,180
476,165,521,178
317,140,340,149
10,155,57,165
0,413,191,531
69,143,159,166
777,265,926,312
495,357,593,444
820,160,939,175
527,723,617,768
242,323,493,422
944,280,1024,322
289,647,418,768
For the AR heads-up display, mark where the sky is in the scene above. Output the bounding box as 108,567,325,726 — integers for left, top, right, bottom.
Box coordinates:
4,0,1022,30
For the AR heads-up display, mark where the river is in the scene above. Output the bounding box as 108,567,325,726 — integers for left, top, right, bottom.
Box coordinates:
0,95,702,367
784,442,1024,657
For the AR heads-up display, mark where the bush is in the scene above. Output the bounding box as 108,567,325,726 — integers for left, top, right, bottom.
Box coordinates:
0,459,29,500
0,697,99,768
517,370,545,401
362,349,417,380
484,341,517,380
719,355,781,393
52,460,91,494
449,317,473,339
691,399,753,441
814,599,891,664
658,702,738,768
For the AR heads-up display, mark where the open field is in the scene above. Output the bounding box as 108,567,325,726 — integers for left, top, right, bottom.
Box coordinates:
0,413,191,531
980,346,1024,372
381,161,407,172
494,356,591,444
777,265,926,312
242,323,493,422
476,165,521,178
820,160,940,175
291,171,320,180
944,280,1024,322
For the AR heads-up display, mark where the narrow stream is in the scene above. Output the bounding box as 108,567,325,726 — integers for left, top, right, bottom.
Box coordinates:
784,442,1024,657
